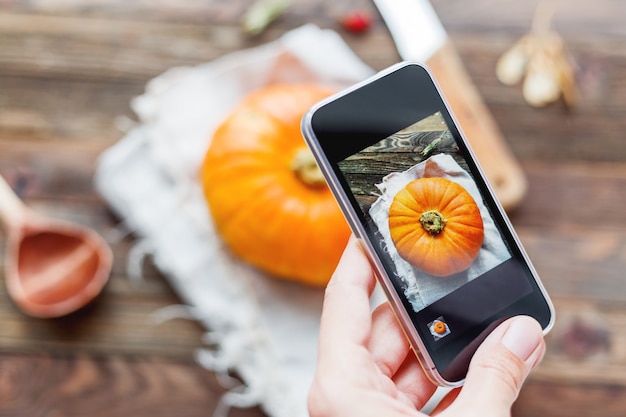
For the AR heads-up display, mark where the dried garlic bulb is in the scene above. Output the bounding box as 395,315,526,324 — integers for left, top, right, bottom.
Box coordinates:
523,52,562,107
496,35,533,86
496,1,578,108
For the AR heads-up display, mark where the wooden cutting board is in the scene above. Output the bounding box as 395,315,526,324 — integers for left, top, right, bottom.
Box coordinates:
426,40,527,212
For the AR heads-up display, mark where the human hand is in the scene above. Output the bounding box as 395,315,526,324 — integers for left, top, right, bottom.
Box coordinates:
309,238,546,417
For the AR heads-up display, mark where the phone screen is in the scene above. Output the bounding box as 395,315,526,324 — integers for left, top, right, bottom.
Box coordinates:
303,63,553,384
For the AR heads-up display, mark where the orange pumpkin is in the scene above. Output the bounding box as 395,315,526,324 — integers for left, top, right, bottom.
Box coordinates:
200,84,350,286
432,320,447,335
388,177,484,277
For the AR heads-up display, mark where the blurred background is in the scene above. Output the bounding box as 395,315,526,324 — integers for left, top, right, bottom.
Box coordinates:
0,0,625,416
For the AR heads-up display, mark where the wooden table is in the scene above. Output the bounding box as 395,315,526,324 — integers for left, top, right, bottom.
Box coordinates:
1,1,625,416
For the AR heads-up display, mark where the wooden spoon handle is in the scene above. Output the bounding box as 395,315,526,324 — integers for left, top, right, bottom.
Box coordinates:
0,175,27,230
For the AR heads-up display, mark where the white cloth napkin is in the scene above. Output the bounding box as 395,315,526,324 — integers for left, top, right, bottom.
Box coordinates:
94,25,373,417
369,153,511,312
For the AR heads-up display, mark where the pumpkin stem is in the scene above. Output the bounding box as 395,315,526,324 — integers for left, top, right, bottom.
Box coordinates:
420,210,447,235
292,147,326,188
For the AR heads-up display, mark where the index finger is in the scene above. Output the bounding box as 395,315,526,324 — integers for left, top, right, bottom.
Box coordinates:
317,237,376,362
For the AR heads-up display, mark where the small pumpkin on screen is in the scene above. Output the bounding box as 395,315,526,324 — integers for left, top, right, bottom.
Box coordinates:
200,84,350,287
388,177,484,277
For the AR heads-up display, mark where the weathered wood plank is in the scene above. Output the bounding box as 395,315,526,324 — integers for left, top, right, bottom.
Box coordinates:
0,143,113,204
432,0,626,36
519,226,626,302
512,161,626,230
338,128,462,208
537,298,626,384
515,379,626,417
0,76,140,143
0,11,397,84
509,162,626,302
0,352,264,417
0,13,239,82
0,0,376,24
515,298,626,416
3,0,625,36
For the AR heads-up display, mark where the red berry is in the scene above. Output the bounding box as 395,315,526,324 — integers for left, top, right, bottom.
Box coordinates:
341,10,372,33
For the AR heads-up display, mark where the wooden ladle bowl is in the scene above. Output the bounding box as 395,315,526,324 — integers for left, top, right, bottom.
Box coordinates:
0,175,113,318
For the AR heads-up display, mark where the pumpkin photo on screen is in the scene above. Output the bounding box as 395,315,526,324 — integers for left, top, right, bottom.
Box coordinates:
200,84,350,287
388,177,485,277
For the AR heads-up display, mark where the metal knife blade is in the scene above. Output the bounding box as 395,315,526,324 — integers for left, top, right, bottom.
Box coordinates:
373,0,447,62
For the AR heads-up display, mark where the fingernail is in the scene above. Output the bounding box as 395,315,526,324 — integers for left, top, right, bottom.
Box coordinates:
502,317,542,362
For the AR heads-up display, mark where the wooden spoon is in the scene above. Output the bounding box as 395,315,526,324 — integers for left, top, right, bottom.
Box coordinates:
0,175,113,318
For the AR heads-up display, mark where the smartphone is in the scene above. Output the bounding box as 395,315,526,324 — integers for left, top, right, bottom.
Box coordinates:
301,62,554,387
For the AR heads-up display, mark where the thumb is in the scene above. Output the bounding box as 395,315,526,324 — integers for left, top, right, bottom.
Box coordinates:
452,316,545,416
